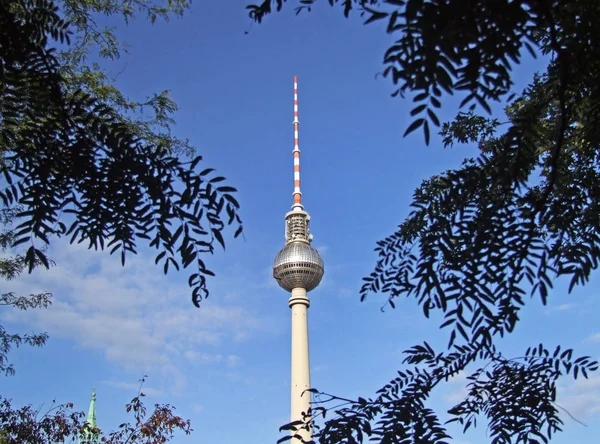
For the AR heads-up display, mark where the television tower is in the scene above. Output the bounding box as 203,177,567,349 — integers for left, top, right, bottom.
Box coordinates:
273,76,324,442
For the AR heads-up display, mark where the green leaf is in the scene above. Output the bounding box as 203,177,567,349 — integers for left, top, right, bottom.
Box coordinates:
363,8,388,25
427,108,440,127
403,118,425,138
410,104,427,117
212,228,225,250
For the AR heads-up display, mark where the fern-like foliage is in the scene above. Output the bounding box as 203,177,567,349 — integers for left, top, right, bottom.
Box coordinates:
247,1,599,146
1,0,243,307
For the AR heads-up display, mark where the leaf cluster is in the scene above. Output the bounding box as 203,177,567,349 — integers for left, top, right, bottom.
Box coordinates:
447,344,598,443
104,377,192,443
0,290,51,377
57,0,196,158
0,397,85,443
0,378,192,443
0,206,52,376
361,57,600,352
282,341,597,444
246,1,597,145
59,0,191,61
1,0,243,308
350,14,600,437
246,0,378,21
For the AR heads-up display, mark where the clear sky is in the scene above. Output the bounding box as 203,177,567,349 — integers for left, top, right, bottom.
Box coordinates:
2,1,600,443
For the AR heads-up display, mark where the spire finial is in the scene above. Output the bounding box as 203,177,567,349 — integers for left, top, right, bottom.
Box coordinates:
292,75,303,211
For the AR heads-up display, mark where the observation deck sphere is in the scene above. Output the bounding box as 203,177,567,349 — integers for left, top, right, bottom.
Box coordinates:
273,242,324,292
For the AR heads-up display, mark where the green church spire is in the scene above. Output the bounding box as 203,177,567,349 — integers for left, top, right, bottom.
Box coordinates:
87,390,97,427
79,390,99,444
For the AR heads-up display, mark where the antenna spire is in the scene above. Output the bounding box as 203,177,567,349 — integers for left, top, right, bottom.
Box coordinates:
292,75,303,211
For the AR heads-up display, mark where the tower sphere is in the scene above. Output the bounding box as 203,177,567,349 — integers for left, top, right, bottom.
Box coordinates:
273,242,324,292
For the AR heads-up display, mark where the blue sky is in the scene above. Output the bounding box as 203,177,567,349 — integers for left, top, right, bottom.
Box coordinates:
2,1,600,443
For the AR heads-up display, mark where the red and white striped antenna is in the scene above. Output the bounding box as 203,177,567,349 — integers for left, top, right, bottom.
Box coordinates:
292,75,303,211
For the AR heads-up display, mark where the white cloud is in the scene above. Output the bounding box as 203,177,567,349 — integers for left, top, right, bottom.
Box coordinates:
587,333,600,342
225,371,255,384
545,303,578,315
101,380,164,398
441,369,600,424
442,372,469,404
0,239,266,392
254,265,279,290
315,244,329,256
182,351,240,368
557,375,600,422
226,354,241,368
444,386,469,404
337,288,354,299
189,403,205,414
184,351,224,364
448,371,468,385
